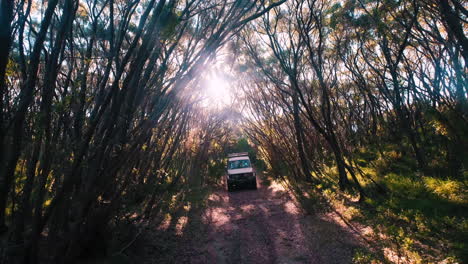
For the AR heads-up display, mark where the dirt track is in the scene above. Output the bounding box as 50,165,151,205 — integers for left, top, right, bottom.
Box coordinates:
170,177,363,264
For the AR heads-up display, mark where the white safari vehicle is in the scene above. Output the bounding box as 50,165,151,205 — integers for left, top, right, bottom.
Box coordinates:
226,152,257,191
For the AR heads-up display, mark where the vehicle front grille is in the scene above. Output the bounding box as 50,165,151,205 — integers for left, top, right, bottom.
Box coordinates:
229,173,253,180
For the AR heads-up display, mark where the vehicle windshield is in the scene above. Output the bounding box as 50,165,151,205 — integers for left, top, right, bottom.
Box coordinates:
228,159,251,169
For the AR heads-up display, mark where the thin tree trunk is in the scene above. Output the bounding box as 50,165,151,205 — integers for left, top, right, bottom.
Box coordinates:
0,0,59,234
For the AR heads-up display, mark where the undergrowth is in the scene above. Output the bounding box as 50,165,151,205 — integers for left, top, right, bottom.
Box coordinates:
281,144,468,263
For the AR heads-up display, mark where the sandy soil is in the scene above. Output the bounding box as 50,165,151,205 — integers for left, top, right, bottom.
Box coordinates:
163,177,365,264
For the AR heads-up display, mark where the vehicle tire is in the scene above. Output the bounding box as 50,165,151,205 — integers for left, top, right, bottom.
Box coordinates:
251,179,257,190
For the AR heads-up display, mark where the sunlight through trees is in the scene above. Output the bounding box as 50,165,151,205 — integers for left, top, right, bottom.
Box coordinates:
0,0,466,263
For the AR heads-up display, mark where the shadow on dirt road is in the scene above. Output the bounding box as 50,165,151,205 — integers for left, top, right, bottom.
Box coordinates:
170,177,363,264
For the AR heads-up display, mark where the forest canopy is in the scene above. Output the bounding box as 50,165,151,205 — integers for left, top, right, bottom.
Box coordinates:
0,0,466,263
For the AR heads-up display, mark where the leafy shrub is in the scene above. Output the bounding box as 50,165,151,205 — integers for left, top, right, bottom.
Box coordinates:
352,249,380,264
423,177,467,202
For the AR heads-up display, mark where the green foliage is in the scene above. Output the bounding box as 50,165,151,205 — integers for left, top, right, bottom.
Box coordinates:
357,157,468,263
206,158,225,184
161,9,180,39
352,248,380,264
229,137,256,162
231,137,250,152
5,58,17,78
300,137,468,263
424,177,466,202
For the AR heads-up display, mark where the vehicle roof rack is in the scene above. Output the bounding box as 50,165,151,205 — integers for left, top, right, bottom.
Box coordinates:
228,152,249,158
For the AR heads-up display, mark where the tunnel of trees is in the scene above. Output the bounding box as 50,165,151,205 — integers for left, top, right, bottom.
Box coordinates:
0,0,466,263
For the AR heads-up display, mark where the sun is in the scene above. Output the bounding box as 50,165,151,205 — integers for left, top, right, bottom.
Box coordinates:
204,74,232,107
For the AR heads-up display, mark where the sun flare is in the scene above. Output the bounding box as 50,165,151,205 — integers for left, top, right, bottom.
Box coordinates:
204,74,232,107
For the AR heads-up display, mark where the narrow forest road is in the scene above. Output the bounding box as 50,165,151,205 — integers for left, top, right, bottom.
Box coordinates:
157,176,366,264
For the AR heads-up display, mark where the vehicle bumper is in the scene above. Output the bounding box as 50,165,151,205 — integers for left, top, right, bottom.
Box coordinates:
227,176,256,187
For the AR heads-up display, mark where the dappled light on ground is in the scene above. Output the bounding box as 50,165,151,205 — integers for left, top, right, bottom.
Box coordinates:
175,216,188,236
173,176,365,263
283,200,301,215
204,204,232,228
135,176,369,263
157,214,173,231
